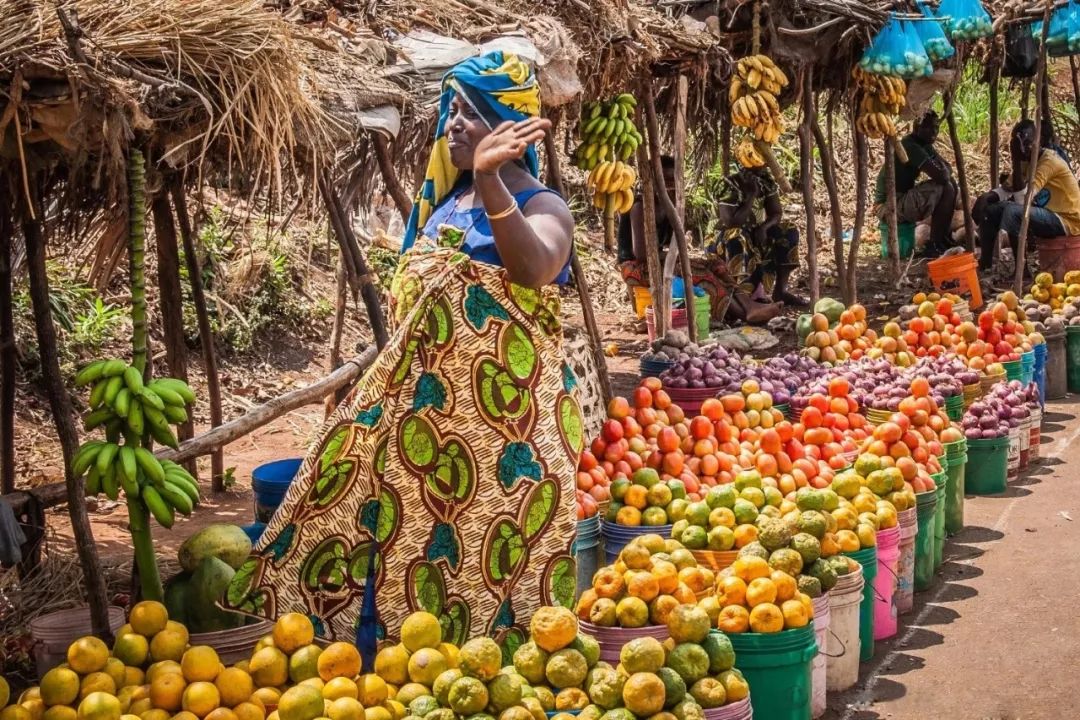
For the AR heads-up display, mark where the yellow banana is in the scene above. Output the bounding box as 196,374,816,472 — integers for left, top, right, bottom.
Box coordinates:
729,78,744,105
759,91,779,116
592,189,606,210
616,188,634,214
747,68,762,90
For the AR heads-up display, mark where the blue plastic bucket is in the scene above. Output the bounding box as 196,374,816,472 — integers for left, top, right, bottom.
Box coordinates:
252,458,303,523
1021,350,1035,386
601,520,673,564
574,515,602,598
1034,343,1048,407
241,522,267,545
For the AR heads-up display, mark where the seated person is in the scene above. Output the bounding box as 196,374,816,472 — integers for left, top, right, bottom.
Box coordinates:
977,119,1080,274
873,111,957,258
709,166,807,323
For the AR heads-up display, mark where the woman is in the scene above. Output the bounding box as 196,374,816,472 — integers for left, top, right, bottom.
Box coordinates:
224,53,582,650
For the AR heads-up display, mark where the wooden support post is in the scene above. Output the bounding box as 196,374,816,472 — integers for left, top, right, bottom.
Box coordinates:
641,77,696,342
0,188,14,494
636,103,666,340
945,98,976,251
150,193,195,472
848,126,869,303
1017,5,1053,295
990,58,1001,188
812,112,846,304
1021,77,1031,120
1070,55,1080,121
326,253,349,416
673,76,699,337
541,119,613,404
798,68,820,305
319,175,390,350
21,194,111,638
371,133,413,226
883,143,901,281
170,180,226,492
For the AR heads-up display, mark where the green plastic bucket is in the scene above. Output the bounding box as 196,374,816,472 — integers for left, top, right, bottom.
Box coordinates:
944,451,967,536
914,491,937,592
1003,359,1022,382
694,294,710,335
945,395,964,422
843,546,878,662
729,624,817,720
879,220,915,258
1066,326,1080,394
933,480,947,572
966,436,1008,495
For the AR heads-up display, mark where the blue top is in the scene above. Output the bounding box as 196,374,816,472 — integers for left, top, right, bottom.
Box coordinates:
418,183,572,285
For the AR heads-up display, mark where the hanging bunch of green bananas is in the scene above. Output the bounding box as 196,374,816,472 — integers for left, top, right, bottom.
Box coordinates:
572,93,643,170
73,358,200,528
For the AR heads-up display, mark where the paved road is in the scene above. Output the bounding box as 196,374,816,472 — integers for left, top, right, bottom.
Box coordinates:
824,397,1080,720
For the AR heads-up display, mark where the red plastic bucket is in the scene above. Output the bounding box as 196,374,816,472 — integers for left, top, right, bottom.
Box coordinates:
1036,235,1080,281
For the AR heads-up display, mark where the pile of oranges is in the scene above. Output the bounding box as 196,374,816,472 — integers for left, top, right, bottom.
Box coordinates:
791,378,869,469
713,557,814,634
802,305,877,364
857,378,945,493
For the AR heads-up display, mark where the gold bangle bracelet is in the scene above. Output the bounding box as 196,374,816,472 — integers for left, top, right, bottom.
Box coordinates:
486,199,519,221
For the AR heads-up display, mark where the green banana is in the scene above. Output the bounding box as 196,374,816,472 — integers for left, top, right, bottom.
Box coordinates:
123,366,144,394
101,359,127,378
162,405,188,424
141,487,175,528
114,388,131,418
159,481,193,515
101,464,119,501
72,441,106,476
105,420,123,444
149,422,179,450
88,380,108,409
118,464,140,498
118,446,137,484
608,103,621,119
154,379,195,405
95,442,119,478
84,408,114,431
127,402,144,437
134,447,164,485
164,473,199,505
588,102,601,120
138,387,165,411
74,360,108,387
148,383,185,408
85,467,101,496
616,93,638,107
103,376,124,406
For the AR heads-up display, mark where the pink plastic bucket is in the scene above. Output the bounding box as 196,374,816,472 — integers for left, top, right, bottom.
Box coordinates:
811,594,830,718
578,620,670,664
895,508,917,615
702,697,753,720
873,525,901,640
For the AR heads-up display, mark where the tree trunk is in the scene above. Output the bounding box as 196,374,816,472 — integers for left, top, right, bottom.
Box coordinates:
847,126,869,303
945,97,975,251
326,254,348,416
0,188,15,494
1017,11,1053,295
169,180,225,491
990,60,1001,188
22,196,111,637
635,102,666,340
371,133,413,225
799,68,820,305
812,114,846,304
883,143,901,280
1070,55,1080,121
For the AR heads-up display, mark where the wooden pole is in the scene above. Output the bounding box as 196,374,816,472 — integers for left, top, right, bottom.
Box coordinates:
541,119,613,404
0,187,14,494
883,142,901,280
320,176,390,349
641,77,696,341
170,180,226,491
1016,5,1053,295
945,98,976,251
326,253,348,416
1021,77,1031,120
990,57,1001,188
848,124,869,303
1070,55,1080,121
21,191,111,638
812,112,846,304
636,103,666,340
798,67,820,305
150,193,195,474
673,75,700,338
371,133,413,225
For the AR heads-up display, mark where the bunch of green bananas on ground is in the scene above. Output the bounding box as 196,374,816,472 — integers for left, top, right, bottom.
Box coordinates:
572,93,643,169
588,160,637,216
73,441,198,528
76,358,195,449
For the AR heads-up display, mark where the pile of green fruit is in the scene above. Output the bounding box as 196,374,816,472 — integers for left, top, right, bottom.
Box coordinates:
165,524,254,633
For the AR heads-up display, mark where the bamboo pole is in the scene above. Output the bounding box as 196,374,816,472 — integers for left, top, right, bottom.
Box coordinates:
990,56,1001,188
0,187,14,494
636,103,666,340
883,142,901,280
541,119,612,404
21,188,111,637
1016,5,1053,295
673,75,699,339
945,98,975,251
798,67,820,305
1070,55,1080,120
170,180,225,491
848,124,869,303
326,253,348,416
371,133,413,225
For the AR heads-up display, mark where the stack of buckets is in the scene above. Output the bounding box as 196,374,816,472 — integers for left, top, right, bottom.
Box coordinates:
1066,324,1080,394
962,382,981,409
600,521,671,563
979,367,1006,396
1006,423,1023,483
944,393,964,421
913,490,937,592
729,625,817,720
1048,326,1068,398
574,515,601,598
895,507,918,614
842,545,878,661
932,472,947,573
1002,359,1022,383
927,252,983,308
1020,350,1035,386
872,525,902,641
1030,404,1043,463
944,439,967,536
644,296,711,343
811,594,831,718
966,434,1008,495
1033,342,1048,406
826,562,864,693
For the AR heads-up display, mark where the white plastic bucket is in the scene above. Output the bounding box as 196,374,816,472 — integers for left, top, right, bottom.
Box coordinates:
811,593,831,718
896,508,917,615
826,566,863,692
30,606,126,679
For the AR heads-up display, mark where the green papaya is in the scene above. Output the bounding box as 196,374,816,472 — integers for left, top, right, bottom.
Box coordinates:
813,297,845,325
163,571,193,626
796,313,814,341
178,523,253,572
189,556,244,633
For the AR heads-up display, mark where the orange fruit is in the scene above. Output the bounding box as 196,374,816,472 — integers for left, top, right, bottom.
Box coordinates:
781,600,810,629
716,606,750,634
770,571,797,603
744,578,777,608
731,556,770,583
748,603,784,633
715,576,747,607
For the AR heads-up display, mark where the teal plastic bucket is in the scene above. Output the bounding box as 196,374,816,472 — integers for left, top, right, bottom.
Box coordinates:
843,546,878,662
574,515,601,598
933,479,947,572
252,458,303,523
1003,359,1022,382
944,452,967,536
945,395,964,422
966,437,1008,495
879,221,915,258
728,624,817,720
1021,350,1035,385
914,491,937,592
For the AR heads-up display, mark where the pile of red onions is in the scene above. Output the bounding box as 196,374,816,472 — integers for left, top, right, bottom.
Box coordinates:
961,380,1029,439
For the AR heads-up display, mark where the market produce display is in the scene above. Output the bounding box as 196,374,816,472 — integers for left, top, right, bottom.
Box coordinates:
961,381,1031,440
797,299,878,364
852,67,906,140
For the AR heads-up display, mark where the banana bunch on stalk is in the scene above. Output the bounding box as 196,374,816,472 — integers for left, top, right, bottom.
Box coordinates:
73,359,200,528
588,160,637,216
735,138,766,169
730,54,788,145
572,94,643,170
852,67,906,140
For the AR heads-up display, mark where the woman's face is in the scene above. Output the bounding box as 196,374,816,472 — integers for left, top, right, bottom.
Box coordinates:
446,94,491,170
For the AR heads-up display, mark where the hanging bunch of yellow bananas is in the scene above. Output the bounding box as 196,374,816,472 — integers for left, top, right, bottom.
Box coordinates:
734,138,766,168
730,54,788,145
588,160,637,214
852,67,907,141
572,93,643,170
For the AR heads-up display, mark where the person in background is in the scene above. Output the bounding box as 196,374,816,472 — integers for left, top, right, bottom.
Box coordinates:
710,166,806,323
977,118,1080,274
874,111,957,258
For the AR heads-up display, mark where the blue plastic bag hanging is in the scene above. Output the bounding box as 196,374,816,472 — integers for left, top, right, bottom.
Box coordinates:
914,2,955,62
901,19,934,77
938,0,993,41
860,14,931,78
1065,0,1080,54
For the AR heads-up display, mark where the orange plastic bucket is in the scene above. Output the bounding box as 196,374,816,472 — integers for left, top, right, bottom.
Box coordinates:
1037,236,1080,282
632,286,652,319
927,252,982,309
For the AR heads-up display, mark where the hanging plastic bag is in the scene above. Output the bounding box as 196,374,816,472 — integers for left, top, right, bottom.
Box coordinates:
901,19,934,77
938,0,993,41
860,14,932,78
1003,21,1038,78
1066,1,1080,54
914,2,955,62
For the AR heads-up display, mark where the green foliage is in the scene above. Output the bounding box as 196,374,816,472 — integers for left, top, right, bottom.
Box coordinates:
933,64,1022,146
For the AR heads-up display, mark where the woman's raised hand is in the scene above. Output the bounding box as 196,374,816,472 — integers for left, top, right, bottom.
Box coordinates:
473,118,551,175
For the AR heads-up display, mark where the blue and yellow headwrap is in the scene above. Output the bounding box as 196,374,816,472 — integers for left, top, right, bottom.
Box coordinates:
402,51,542,251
